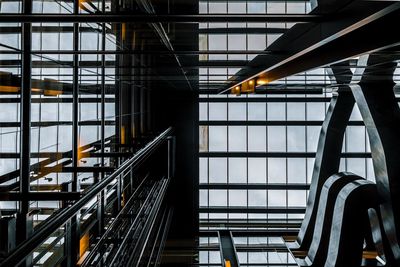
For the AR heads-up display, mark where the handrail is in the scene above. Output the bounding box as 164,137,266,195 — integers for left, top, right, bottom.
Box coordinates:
82,173,152,266
0,127,173,267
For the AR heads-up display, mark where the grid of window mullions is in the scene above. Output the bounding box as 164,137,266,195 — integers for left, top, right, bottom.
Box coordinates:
200,100,376,214
198,0,373,237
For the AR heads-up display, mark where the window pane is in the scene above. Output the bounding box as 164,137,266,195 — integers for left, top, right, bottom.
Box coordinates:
229,126,247,152
229,158,247,183
248,126,266,152
248,158,267,183
287,126,305,152
209,158,227,183
209,126,227,151
229,103,247,120
268,158,286,183
268,126,286,152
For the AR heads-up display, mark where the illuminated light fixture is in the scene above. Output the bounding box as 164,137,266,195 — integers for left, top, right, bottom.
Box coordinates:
256,78,268,86
31,88,42,93
0,85,20,93
241,79,255,94
231,85,241,95
44,89,63,97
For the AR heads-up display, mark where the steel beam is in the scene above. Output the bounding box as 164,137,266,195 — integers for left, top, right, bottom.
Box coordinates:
0,192,81,201
199,207,306,214
225,2,400,93
199,183,310,190
198,152,370,158
0,14,322,23
218,231,240,267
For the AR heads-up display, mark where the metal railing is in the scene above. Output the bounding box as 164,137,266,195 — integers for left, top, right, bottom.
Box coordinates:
0,127,174,267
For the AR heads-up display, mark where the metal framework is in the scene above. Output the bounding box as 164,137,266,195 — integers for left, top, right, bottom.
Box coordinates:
1,0,400,266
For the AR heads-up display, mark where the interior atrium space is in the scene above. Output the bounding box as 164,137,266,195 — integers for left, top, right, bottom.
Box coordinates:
1,0,400,266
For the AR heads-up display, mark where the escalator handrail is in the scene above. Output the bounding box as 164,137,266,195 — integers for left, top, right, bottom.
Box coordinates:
0,127,174,267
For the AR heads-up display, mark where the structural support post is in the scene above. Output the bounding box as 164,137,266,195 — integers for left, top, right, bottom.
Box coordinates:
64,0,80,265
17,0,33,265
289,87,355,250
351,83,400,264
348,53,400,264
96,0,106,235
72,0,79,193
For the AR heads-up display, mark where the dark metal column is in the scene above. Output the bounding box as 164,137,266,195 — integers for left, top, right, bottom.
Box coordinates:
350,60,400,264
17,0,33,261
97,0,106,235
64,1,80,265
72,0,79,191
119,23,133,151
290,88,355,250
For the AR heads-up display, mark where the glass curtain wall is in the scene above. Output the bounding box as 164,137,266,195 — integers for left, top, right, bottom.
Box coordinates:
197,0,376,265
0,0,117,252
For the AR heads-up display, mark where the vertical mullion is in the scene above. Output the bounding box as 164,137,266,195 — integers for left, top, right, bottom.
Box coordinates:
225,0,229,227
65,2,81,266
72,0,79,191
94,0,107,236
18,0,33,249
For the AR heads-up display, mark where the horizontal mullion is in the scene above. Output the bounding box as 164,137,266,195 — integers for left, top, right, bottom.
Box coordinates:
0,98,115,103
199,27,286,34
199,206,306,214
199,183,310,190
0,152,131,159
199,152,371,158
198,97,331,102
199,229,299,237
198,89,325,95
0,120,114,127
199,120,365,126
0,14,322,23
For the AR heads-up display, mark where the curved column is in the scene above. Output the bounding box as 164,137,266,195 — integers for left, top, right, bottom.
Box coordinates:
301,172,363,266
288,88,355,250
351,82,400,264
324,180,379,267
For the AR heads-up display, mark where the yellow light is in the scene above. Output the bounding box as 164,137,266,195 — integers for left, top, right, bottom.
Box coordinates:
79,0,85,8
122,23,127,41
256,78,268,85
79,232,90,258
0,85,20,93
44,89,63,96
121,126,126,145
77,138,86,162
231,85,241,95
240,79,255,94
